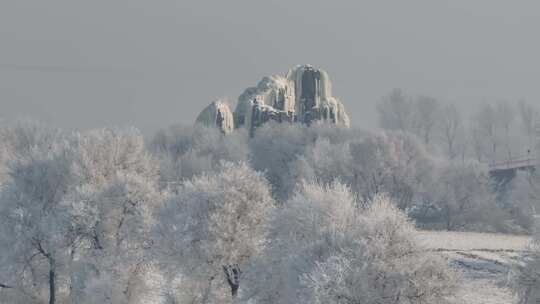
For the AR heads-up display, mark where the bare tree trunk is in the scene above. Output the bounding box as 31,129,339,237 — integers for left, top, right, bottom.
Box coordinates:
48,257,56,304
223,265,240,300
36,241,56,304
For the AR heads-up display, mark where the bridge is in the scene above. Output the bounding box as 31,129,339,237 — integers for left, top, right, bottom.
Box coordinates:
489,156,539,173
488,124,540,188
489,156,538,196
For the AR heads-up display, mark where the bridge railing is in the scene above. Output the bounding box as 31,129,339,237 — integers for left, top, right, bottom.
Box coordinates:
489,157,539,171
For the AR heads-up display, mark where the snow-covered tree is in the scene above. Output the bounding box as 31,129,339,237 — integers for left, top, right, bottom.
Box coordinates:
243,181,363,303
154,162,275,303
249,122,315,200
411,95,441,146
291,129,436,213
0,121,67,184
68,128,164,304
244,182,458,304
69,174,163,304
377,90,442,147
517,100,540,153
470,102,519,162
294,137,354,186
438,103,466,161
250,122,363,201
0,132,80,304
0,126,165,303
494,101,517,160
78,127,158,186
304,195,458,304
349,131,434,210
377,89,414,132
150,124,249,185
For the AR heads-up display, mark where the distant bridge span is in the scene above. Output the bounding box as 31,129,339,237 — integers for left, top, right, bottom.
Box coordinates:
489,157,539,173
489,156,538,198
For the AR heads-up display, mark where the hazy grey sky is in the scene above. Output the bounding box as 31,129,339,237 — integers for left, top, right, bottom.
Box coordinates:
1,0,539,134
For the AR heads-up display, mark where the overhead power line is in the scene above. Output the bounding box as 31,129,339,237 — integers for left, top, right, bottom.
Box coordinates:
0,63,135,74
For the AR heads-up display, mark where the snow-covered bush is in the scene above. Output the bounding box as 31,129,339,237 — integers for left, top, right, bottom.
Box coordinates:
417,161,507,232
514,225,540,304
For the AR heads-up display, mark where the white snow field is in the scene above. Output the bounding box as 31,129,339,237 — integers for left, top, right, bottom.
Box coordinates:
417,231,531,304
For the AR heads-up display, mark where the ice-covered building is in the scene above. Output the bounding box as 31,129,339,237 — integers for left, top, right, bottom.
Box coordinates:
235,75,297,133
196,65,350,135
195,100,234,134
286,65,350,127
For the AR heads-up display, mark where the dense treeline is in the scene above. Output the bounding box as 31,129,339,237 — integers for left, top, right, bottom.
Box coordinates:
150,119,536,233
0,90,539,303
376,90,540,231
377,89,539,163
0,122,459,303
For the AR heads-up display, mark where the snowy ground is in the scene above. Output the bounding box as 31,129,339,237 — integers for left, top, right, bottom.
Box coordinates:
417,231,531,304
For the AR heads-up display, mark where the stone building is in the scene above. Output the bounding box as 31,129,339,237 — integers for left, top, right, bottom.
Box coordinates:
195,65,350,135
195,100,234,134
